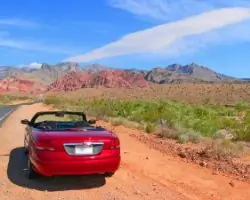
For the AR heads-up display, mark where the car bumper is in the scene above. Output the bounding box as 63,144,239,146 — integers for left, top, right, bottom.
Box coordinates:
31,156,121,176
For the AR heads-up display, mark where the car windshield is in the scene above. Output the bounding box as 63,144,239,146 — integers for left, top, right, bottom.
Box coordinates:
33,113,93,131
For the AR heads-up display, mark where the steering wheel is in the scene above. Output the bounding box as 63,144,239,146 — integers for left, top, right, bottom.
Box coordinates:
39,121,51,130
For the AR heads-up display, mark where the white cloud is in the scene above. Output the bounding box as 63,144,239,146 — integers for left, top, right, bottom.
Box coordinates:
17,62,42,69
0,18,39,28
64,7,250,63
109,0,170,21
28,62,42,69
108,0,250,22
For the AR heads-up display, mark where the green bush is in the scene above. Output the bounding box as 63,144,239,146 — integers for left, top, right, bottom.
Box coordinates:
144,122,156,133
235,101,250,111
44,96,250,142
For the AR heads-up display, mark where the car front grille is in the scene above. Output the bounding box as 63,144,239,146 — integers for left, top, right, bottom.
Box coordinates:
63,142,104,156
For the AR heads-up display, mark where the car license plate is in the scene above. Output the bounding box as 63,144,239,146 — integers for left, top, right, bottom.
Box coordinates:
75,145,93,155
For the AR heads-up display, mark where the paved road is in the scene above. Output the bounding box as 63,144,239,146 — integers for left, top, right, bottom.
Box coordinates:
0,105,18,124
0,101,35,120
0,102,35,125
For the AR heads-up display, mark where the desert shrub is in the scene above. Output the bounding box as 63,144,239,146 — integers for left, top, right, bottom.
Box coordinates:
231,110,250,141
203,139,246,158
177,134,189,144
186,130,202,144
110,117,124,126
44,96,250,142
155,123,179,139
0,95,30,104
121,119,141,129
144,122,156,133
235,101,250,111
44,96,64,105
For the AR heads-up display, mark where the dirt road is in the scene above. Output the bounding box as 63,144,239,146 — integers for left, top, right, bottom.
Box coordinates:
0,103,250,200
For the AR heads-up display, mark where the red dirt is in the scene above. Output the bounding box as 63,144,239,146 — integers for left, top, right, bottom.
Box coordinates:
47,70,150,92
127,132,250,182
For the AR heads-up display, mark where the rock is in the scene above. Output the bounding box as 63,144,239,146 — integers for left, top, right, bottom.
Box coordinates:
212,171,219,175
178,152,187,158
134,190,142,195
199,161,208,167
229,181,235,187
0,77,46,93
214,129,235,140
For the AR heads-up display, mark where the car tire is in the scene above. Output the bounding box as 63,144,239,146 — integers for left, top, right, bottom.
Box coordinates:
105,172,115,177
24,146,28,154
24,138,28,154
27,159,37,179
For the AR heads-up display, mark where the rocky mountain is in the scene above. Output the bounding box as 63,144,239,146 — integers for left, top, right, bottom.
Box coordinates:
241,78,250,81
0,66,23,79
0,62,248,93
81,63,113,73
143,63,238,84
47,70,149,92
0,62,113,85
0,62,81,93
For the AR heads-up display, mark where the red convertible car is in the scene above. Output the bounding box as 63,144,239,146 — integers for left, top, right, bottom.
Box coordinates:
21,111,121,179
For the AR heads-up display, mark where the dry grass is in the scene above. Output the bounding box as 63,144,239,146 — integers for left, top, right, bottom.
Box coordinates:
0,94,30,104
201,139,247,158
45,83,250,105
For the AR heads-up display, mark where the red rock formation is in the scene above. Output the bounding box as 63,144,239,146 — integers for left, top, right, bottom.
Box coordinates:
89,70,149,88
47,70,150,92
47,71,92,92
0,78,46,93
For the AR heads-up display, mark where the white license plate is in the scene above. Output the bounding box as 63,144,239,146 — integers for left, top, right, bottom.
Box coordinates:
75,145,93,155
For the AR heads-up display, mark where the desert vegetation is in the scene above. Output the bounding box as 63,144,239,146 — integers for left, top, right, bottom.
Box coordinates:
46,83,250,105
0,94,30,104
44,96,250,144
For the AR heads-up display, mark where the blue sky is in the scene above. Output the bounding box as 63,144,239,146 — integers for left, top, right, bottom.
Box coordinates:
0,0,250,77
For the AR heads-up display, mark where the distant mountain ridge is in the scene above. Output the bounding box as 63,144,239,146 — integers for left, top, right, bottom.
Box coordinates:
241,78,250,81
0,62,248,87
142,63,239,84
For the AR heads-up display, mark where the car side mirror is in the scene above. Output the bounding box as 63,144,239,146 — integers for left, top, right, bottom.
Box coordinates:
21,119,30,125
88,119,96,124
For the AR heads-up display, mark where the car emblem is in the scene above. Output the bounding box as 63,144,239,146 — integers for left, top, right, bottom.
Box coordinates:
84,141,92,146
